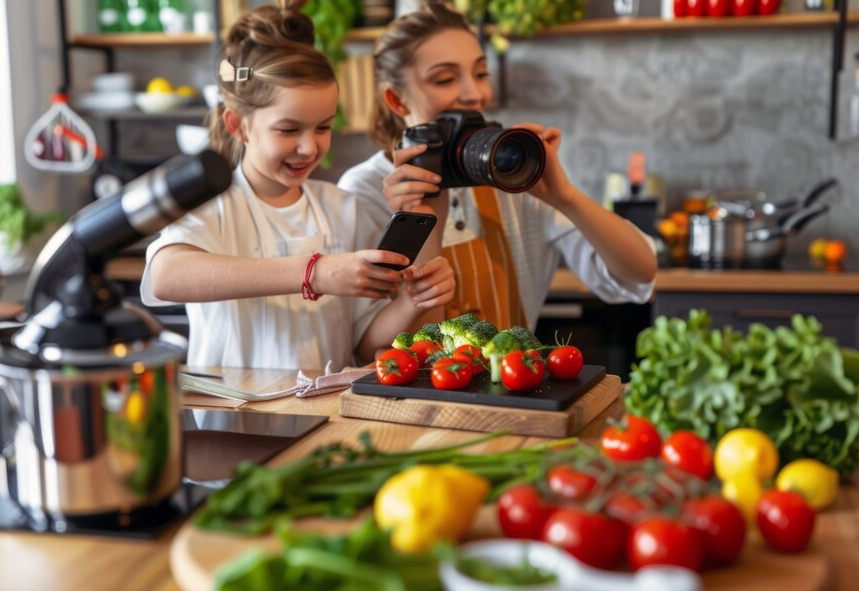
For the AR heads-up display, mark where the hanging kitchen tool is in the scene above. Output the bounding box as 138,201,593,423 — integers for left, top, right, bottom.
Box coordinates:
23,93,101,174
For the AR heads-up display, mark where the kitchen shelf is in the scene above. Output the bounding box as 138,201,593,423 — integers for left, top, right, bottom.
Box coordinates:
74,105,210,121
70,32,215,48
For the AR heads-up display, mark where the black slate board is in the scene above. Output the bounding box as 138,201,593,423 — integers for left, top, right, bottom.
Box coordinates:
350,364,607,411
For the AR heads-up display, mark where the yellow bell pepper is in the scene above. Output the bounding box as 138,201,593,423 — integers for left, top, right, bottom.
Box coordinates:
374,464,490,553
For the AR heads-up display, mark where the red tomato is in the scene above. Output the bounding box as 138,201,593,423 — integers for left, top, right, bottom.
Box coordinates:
756,489,815,553
546,465,597,502
500,350,546,392
600,416,662,461
604,491,651,528
661,430,714,481
687,0,707,16
681,495,747,568
732,0,757,16
546,345,584,381
674,0,688,16
628,517,705,572
409,340,439,367
542,508,625,570
706,0,730,16
497,485,554,540
758,0,780,15
375,348,418,386
430,357,473,390
452,344,487,375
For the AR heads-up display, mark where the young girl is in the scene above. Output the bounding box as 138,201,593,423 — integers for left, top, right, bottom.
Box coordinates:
338,1,656,331
141,0,454,370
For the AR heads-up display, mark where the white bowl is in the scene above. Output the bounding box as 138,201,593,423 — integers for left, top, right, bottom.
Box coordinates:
92,72,134,93
176,124,210,155
202,84,221,109
134,92,192,114
76,91,135,113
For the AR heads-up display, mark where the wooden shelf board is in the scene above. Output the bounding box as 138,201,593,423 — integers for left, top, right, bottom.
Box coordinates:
70,32,215,48
75,105,210,121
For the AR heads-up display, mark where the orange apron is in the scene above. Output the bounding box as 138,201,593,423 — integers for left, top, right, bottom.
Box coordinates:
442,186,527,328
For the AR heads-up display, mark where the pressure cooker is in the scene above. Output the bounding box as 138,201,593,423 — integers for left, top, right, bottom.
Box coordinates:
0,151,230,527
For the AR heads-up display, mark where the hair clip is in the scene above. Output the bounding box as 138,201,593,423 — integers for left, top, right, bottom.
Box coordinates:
219,59,252,82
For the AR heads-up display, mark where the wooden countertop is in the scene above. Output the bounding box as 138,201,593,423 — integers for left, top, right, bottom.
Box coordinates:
2,379,858,591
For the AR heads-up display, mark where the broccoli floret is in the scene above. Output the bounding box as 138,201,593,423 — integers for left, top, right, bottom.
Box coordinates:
439,313,481,351
508,326,542,352
481,330,524,383
463,320,499,349
413,323,443,345
392,332,413,350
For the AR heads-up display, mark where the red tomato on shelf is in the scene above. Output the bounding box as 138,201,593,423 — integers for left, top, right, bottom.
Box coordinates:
430,357,473,390
600,416,663,461
452,344,487,375
706,0,731,16
732,0,757,16
546,345,584,381
687,0,707,16
661,430,714,481
681,496,747,567
497,485,553,540
375,348,418,386
758,0,781,15
500,350,546,392
628,517,705,572
542,508,625,570
756,489,816,553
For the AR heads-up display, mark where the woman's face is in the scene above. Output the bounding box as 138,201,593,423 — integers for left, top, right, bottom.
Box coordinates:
239,82,337,201
398,29,492,127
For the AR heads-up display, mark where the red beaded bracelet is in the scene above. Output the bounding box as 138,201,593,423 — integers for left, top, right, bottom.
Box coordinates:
301,252,323,301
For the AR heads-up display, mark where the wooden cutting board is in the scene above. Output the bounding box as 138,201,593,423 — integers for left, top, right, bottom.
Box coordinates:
340,373,622,437
170,422,832,591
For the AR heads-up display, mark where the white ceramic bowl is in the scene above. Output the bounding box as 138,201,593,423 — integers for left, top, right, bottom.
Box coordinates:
202,83,221,109
76,91,135,113
134,92,192,114
176,124,210,155
92,72,134,93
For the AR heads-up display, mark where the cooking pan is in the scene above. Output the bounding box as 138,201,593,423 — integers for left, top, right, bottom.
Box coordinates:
744,203,830,268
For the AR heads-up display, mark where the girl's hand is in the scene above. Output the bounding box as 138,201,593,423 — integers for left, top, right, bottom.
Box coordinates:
401,256,455,310
383,143,442,214
511,123,571,205
311,250,410,298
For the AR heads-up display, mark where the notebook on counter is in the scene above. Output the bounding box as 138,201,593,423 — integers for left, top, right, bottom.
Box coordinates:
179,366,306,402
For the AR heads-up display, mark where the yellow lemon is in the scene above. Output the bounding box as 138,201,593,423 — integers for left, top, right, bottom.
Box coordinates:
722,471,764,524
809,238,829,261
776,459,839,511
146,77,174,94
714,428,779,483
125,391,146,425
176,85,196,97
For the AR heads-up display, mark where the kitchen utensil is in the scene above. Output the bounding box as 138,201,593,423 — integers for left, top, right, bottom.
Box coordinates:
23,93,98,174
92,72,134,93
135,92,193,114
0,151,230,526
687,206,748,269
439,539,702,591
744,203,830,268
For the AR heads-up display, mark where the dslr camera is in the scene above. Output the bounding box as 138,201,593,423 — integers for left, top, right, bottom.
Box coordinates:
400,110,546,197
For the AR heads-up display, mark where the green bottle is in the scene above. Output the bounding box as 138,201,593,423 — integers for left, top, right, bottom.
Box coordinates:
158,0,187,33
125,0,162,32
97,0,128,33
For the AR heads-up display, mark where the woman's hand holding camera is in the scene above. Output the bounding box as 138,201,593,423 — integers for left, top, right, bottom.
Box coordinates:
400,255,455,310
311,250,408,298
510,123,571,206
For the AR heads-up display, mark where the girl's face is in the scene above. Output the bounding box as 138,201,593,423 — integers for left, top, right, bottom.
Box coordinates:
239,82,337,202
397,29,491,127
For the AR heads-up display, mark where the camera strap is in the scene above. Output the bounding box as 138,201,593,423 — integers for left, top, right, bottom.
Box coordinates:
442,186,526,330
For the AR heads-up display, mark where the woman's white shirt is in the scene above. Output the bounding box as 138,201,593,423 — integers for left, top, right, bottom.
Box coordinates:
338,151,654,330
141,166,386,371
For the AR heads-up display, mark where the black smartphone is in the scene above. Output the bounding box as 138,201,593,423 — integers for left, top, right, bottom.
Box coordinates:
375,212,437,270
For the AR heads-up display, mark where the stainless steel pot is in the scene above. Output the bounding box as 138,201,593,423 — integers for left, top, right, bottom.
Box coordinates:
0,306,187,526
688,207,748,269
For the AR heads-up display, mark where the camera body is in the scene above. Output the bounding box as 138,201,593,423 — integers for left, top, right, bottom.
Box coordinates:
400,110,546,197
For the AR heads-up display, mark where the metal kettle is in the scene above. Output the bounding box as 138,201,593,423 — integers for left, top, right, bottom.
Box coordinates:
0,151,230,529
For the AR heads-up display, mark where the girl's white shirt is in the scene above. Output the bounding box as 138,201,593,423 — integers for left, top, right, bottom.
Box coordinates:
339,151,655,331
141,165,387,371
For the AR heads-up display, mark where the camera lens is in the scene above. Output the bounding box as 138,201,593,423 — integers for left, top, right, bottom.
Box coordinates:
459,127,545,193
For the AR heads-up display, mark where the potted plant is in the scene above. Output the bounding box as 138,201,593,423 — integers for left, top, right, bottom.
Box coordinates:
0,183,63,275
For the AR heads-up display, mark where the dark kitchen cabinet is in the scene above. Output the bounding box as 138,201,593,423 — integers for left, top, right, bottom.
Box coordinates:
653,291,859,348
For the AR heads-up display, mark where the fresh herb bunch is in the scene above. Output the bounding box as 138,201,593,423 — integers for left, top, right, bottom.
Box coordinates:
454,0,585,51
625,310,859,476
194,430,587,535
0,184,63,249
